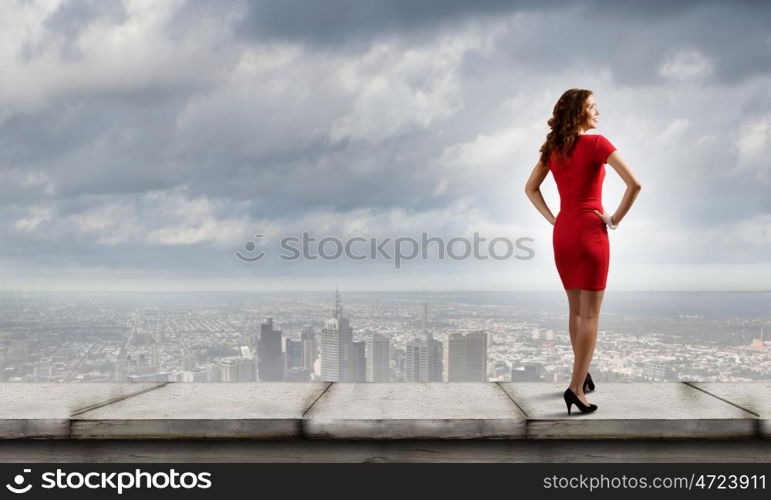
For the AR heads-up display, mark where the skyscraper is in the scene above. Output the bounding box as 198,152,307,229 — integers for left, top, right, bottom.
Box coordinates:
366,333,391,382
258,317,285,381
443,331,488,382
321,288,354,382
352,340,367,382
404,340,428,381
285,338,304,369
404,299,442,382
301,326,317,373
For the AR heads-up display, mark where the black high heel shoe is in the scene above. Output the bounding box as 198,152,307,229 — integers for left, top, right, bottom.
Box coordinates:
583,372,595,393
563,387,597,415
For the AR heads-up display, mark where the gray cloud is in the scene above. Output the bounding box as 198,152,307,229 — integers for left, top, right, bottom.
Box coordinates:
22,0,128,61
1,0,770,290
232,0,544,45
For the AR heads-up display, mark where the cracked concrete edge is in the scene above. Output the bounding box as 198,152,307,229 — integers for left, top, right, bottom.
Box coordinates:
300,382,334,438
70,382,171,418
494,382,529,419
682,382,761,417
684,381,766,438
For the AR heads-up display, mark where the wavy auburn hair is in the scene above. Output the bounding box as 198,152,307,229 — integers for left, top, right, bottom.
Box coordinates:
538,88,593,167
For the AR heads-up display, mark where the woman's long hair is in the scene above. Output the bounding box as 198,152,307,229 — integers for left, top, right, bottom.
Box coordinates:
538,88,593,167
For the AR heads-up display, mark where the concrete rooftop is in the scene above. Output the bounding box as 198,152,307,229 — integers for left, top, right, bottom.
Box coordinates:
1,382,768,462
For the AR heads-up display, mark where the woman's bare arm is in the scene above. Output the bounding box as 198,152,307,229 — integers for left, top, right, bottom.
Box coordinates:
603,151,642,226
524,161,557,225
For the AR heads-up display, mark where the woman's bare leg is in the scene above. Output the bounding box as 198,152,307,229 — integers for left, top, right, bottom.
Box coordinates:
565,289,582,355
569,289,604,405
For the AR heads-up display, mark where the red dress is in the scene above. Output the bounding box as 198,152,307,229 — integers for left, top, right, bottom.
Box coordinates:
548,134,617,291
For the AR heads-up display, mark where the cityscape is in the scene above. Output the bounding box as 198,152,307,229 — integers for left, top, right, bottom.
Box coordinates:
0,290,769,384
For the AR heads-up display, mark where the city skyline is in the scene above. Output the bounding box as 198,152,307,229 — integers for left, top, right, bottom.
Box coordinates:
1,289,768,384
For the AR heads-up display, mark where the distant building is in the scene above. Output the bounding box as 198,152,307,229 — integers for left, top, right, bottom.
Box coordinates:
404,339,442,382
510,362,543,382
443,331,488,382
643,362,676,381
301,327,317,373
404,340,423,381
404,300,443,382
179,369,209,382
203,363,220,382
352,340,367,382
236,355,256,382
321,289,355,382
286,338,304,369
258,318,285,381
219,359,239,382
366,333,391,382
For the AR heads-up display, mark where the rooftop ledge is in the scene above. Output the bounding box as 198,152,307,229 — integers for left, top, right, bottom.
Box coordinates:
1,382,769,441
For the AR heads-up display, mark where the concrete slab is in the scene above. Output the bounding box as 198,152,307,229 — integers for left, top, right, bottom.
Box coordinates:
0,383,164,439
72,383,330,439
690,382,771,437
304,382,526,439
499,382,758,439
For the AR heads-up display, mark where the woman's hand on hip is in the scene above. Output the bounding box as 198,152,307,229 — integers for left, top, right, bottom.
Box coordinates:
593,209,616,229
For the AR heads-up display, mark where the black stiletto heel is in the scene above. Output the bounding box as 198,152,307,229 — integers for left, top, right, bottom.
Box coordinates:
583,372,595,393
563,387,597,415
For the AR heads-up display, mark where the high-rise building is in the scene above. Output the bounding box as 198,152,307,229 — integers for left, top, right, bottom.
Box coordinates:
366,333,391,382
301,327,317,373
352,340,367,382
404,299,442,382
321,288,354,382
258,318,285,381
405,339,443,381
404,340,427,381
443,331,488,382
286,338,304,369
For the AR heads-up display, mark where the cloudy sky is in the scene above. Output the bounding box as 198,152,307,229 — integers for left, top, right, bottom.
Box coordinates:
1,0,769,292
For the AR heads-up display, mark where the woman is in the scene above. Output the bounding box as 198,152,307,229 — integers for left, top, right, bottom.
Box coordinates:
524,89,642,414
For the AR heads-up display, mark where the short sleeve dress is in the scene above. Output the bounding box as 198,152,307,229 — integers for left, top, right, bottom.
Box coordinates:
548,134,617,291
